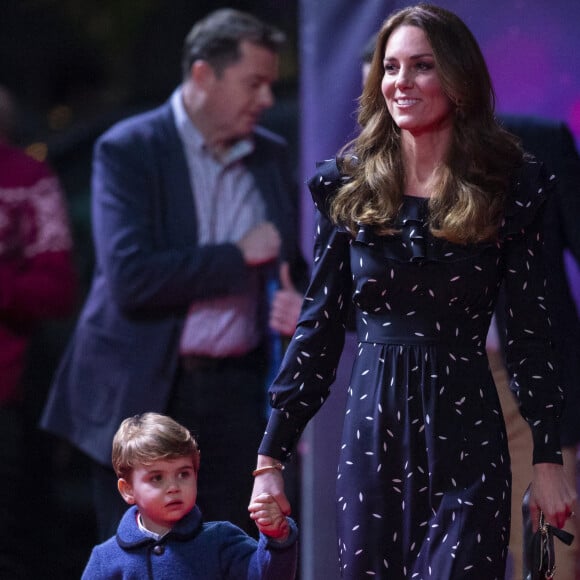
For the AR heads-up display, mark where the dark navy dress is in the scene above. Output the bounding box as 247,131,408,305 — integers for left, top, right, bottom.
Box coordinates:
259,159,564,579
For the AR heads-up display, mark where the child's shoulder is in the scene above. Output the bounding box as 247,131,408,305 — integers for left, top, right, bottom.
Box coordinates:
202,520,254,539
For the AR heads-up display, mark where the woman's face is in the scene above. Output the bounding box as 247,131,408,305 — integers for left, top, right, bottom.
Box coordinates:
381,25,453,136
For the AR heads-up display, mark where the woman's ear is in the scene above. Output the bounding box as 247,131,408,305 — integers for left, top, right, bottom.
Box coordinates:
118,478,136,505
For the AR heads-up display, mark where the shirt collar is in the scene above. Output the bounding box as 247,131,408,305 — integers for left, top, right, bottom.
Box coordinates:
171,87,254,165
137,512,166,541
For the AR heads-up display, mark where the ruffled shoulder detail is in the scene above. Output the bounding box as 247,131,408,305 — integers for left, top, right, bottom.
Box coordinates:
500,158,556,238
353,196,497,264
307,157,349,218
307,157,553,263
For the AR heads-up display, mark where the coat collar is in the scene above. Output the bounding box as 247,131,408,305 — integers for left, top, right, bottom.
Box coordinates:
116,505,203,550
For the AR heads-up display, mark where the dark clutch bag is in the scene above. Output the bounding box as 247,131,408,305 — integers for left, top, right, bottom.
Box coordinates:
522,485,574,579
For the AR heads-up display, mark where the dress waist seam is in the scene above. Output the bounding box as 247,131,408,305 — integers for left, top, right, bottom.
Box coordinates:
357,335,484,349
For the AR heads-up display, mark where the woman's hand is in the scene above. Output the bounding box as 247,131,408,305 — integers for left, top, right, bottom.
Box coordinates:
530,462,577,530
249,455,291,518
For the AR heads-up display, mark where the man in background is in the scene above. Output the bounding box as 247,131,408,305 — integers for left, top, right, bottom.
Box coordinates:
42,9,307,541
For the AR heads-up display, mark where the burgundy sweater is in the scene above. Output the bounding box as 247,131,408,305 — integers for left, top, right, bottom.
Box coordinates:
0,142,77,404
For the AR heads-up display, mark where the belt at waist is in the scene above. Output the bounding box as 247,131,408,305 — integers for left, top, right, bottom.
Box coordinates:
356,316,488,347
180,346,266,373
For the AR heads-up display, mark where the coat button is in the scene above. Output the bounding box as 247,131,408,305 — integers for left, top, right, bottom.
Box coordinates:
153,544,165,555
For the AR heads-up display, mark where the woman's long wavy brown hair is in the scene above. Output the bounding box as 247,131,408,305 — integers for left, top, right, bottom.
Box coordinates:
331,4,523,243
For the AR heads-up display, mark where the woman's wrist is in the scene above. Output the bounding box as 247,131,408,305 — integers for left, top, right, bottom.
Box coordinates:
252,463,284,477
253,454,284,476
256,454,279,467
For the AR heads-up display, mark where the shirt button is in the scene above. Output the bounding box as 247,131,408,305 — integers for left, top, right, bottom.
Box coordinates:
153,544,165,555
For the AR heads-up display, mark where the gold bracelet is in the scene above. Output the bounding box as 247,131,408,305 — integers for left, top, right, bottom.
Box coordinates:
252,462,284,477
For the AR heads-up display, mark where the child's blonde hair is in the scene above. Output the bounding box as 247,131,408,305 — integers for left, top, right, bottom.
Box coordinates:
112,413,200,480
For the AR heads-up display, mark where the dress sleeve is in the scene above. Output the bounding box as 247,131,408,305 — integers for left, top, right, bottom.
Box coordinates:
259,160,353,460
501,161,564,465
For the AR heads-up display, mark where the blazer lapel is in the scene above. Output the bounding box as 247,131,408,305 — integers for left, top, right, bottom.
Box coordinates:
156,103,199,246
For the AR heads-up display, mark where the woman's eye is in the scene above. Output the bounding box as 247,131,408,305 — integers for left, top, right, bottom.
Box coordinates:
416,61,433,71
384,63,398,74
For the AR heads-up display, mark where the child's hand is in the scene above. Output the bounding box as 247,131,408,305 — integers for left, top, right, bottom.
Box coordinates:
248,492,290,541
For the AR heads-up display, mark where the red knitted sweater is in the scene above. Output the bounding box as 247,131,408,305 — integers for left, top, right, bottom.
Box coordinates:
0,142,77,404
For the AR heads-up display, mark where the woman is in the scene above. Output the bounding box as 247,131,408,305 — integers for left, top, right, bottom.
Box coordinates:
251,4,575,578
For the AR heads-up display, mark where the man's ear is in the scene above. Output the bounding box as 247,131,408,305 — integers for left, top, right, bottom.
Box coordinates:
118,478,136,505
191,60,216,87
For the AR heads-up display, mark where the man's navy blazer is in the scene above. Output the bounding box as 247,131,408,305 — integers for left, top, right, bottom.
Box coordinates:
41,99,308,465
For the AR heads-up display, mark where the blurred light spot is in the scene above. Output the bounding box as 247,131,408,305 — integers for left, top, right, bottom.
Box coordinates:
25,142,48,162
48,105,73,131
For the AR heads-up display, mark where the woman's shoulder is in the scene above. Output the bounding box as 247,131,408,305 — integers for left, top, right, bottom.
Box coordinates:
306,157,351,216
501,157,556,236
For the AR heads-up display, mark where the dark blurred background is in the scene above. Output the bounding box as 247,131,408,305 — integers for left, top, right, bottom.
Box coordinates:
0,1,299,578
1,0,299,289
3,1,580,578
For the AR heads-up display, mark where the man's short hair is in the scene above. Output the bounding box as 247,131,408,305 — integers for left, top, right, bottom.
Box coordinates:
182,8,285,79
112,413,200,480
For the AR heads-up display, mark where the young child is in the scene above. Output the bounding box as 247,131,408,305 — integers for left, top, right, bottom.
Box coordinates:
81,413,298,579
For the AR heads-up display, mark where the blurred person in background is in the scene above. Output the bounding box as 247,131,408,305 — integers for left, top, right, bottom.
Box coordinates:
41,8,307,542
0,84,77,578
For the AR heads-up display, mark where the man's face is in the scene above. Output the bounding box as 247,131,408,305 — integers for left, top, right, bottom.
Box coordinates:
203,41,279,146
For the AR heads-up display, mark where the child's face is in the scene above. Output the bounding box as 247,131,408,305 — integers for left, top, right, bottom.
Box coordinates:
118,456,197,536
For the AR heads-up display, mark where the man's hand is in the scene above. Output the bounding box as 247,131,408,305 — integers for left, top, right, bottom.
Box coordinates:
269,262,302,336
236,222,281,266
